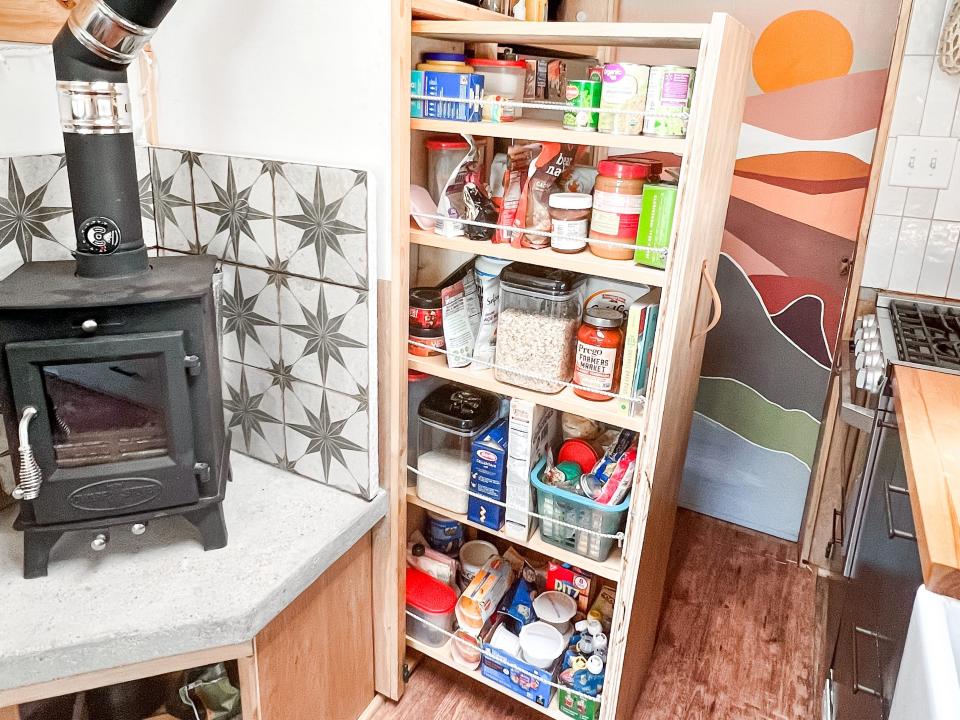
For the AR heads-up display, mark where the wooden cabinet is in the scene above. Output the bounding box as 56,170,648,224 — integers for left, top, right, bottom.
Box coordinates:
378,4,752,718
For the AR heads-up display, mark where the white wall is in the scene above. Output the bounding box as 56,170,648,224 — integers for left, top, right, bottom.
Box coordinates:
862,0,960,297
0,43,64,155
149,0,392,279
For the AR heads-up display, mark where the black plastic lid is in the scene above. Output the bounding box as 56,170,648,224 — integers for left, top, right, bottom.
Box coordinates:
410,287,442,309
409,325,445,339
418,383,499,434
500,263,585,297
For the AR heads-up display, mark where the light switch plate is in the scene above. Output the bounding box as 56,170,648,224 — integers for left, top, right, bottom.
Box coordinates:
890,136,958,189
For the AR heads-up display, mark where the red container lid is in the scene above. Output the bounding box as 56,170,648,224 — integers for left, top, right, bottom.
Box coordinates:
425,135,470,151
406,567,457,615
557,438,601,474
466,58,526,68
597,158,653,180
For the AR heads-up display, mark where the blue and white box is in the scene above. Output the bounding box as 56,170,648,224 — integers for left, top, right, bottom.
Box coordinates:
468,419,508,530
423,71,483,122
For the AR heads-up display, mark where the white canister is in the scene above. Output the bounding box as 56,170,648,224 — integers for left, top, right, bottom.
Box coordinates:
458,539,499,590
532,590,578,639
519,621,565,669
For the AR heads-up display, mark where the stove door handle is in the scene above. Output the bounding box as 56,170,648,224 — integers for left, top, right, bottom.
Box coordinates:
11,406,43,502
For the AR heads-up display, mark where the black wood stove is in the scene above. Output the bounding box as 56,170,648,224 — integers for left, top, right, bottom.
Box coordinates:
0,0,230,578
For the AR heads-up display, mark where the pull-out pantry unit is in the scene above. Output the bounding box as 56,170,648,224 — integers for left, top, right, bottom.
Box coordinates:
378,4,751,718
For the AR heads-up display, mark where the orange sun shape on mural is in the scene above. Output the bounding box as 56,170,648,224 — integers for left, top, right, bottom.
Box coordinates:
753,10,854,93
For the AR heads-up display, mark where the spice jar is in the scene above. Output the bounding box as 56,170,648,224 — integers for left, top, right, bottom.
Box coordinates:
589,159,653,260
573,308,625,401
549,193,592,254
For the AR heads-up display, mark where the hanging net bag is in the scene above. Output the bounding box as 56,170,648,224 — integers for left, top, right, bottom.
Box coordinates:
940,0,960,74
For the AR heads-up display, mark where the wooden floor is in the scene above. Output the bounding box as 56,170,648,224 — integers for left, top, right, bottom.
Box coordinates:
372,510,819,720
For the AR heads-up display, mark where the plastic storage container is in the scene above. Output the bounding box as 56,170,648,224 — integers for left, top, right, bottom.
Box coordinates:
426,135,471,204
406,567,458,648
531,457,630,561
495,263,585,394
466,58,527,121
416,383,500,513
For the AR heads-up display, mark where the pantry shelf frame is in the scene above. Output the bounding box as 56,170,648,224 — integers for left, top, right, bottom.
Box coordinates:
381,8,752,716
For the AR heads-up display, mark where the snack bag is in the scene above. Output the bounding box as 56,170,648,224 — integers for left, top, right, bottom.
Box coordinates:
494,143,537,244
513,142,578,249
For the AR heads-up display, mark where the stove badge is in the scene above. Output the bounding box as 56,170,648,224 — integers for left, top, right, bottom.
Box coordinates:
78,216,121,255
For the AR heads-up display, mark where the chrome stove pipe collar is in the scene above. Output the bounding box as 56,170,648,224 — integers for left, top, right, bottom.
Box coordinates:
57,79,132,135
67,0,156,65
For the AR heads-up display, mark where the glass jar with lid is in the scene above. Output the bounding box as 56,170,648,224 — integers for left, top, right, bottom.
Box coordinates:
495,263,586,394
589,158,654,260
416,383,500,513
426,135,470,204
573,308,625,401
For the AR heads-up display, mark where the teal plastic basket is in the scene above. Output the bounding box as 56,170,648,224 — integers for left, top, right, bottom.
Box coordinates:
530,457,630,562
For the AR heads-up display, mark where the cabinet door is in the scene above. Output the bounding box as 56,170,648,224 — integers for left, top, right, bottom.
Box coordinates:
831,608,886,720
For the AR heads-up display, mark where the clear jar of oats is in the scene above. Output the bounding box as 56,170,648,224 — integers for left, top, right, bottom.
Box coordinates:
495,263,586,394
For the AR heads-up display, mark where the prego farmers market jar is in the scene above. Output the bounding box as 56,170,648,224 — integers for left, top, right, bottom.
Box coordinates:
495,263,586,394
416,383,500,514
589,158,654,260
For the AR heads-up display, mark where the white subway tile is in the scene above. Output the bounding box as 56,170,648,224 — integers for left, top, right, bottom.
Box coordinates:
906,187,940,217
918,221,960,296
875,138,908,215
889,218,932,292
935,143,960,221
906,0,949,54
862,215,903,289
920,65,960,136
891,55,935,136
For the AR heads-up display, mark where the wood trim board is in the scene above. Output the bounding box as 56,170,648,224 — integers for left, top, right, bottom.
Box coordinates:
0,1,69,44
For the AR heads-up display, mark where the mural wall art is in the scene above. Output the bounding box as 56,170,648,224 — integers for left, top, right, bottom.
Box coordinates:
621,2,902,539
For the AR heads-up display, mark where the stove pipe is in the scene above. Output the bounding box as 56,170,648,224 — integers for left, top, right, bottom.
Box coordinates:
52,0,178,279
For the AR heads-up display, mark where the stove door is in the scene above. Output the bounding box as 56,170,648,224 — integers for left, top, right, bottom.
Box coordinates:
6,331,200,524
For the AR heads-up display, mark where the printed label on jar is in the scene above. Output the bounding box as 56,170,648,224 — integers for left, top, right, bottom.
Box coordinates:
574,342,618,391
591,205,641,239
551,218,588,251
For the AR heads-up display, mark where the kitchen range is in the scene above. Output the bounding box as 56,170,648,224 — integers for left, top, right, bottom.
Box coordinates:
824,293,960,719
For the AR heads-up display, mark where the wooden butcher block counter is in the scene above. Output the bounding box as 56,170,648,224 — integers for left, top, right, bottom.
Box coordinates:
893,366,960,600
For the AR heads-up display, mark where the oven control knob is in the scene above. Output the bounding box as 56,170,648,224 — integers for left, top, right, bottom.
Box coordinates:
81,319,98,334
90,533,109,551
131,523,147,536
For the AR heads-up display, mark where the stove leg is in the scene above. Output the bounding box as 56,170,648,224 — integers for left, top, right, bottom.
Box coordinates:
185,502,228,551
23,528,64,579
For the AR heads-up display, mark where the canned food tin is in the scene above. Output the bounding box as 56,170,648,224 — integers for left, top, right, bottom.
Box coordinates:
643,65,695,137
598,63,650,136
562,79,601,132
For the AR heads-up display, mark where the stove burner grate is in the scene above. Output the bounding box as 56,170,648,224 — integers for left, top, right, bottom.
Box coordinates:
889,300,960,370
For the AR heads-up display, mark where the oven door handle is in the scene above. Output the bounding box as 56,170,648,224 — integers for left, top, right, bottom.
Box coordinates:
839,350,876,433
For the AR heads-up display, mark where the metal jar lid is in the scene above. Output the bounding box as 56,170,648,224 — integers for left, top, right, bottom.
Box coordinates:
583,307,624,328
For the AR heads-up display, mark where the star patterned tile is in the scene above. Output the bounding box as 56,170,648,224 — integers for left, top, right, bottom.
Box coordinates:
220,263,281,370
278,274,369,395
221,359,286,467
283,380,370,497
151,148,197,253
194,154,275,268
135,146,157,249
275,162,367,289
0,419,14,497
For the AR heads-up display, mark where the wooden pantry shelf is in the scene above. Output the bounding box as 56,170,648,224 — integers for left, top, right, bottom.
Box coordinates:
406,487,623,581
412,20,708,50
410,117,688,153
408,354,646,432
412,0,516,21
410,226,667,286
405,636,569,720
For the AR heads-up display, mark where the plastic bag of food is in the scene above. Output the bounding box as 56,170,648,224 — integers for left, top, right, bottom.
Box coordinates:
440,261,482,368
513,142,579,249
436,134,479,237
470,257,510,370
494,143,538,244
463,182,498,241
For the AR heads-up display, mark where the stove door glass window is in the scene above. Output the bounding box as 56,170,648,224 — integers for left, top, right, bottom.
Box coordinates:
41,356,170,468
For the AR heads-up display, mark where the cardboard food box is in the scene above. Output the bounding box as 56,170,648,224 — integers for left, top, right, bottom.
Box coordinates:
546,561,596,614
558,688,601,720
423,71,484,122
634,183,678,269
480,618,558,708
468,419,509,530
505,400,560,540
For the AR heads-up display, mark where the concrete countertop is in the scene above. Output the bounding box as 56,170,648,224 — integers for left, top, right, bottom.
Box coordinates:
0,453,387,692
